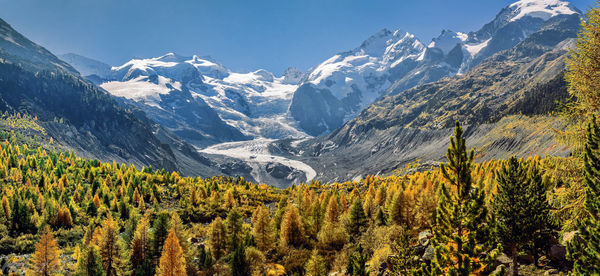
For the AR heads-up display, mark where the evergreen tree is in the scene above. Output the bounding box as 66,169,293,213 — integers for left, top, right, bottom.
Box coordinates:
526,162,558,266
347,198,368,240
389,227,418,275
492,157,533,275
152,211,171,265
156,228,186,276
230,239,249,276
568,117,600,273
348,244,369,276
28,226,61,276
423,121,500,275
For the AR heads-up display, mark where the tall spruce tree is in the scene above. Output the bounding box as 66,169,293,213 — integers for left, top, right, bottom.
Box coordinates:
423,121,500,275
526,162,558,266
567,117,600,273
492,157,534,276
347,198,368,240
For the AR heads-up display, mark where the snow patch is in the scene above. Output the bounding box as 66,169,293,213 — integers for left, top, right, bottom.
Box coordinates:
509,0,577,22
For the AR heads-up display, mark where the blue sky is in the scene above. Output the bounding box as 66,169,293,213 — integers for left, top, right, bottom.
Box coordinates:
0,0,595,75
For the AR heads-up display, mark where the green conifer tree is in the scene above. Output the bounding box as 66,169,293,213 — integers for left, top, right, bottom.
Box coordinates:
567,117,600,273
492,157,535,276
347,198,368,240
423,121,500,275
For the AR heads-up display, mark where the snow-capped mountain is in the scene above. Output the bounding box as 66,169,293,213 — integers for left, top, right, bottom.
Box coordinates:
64,53,309,147
289,29,425,135
290,0,581,136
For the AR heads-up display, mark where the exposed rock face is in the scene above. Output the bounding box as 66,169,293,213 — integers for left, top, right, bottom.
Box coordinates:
287,13,579,183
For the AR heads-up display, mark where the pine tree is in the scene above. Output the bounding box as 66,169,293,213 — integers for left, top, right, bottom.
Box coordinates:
424,121,500,275
28,225,61,276
230,238,249,276
526,162,558,266
156,228,186,276
304,250,327,276
567,117,600,273
347,198,368,240
98,216,120,276
389,227,418,275
348,244,369,276
152,211,171,265
280,204,305,248
492,157,533,276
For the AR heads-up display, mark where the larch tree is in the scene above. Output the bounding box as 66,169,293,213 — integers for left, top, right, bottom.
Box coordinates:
170,212,195,275
563,0,600,145
75,245,103,276
423,121,500,275
280,204,305,248
131,215,154,276
209,216,227,260
98,215,120,276
156,228,186,276
252,205,274,252
28,225,61,276
304,250,327,276
318,195,348,250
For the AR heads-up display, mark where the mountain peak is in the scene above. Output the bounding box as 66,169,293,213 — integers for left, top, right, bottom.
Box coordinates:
507,0,579,22
428,30,468,54
282,67,303,84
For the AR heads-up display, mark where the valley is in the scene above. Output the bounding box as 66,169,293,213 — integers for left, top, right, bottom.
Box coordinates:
1,0,600,275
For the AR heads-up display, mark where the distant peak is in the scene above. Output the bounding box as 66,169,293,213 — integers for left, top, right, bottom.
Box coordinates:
282,67,303,84
507,0,579,22
155,52,187,62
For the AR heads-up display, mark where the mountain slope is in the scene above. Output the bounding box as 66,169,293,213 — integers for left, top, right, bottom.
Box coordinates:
0,17,221,176
289,0,581,136
288,12,580,182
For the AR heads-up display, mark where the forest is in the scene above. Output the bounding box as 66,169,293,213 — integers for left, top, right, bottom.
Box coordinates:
3,2,600,276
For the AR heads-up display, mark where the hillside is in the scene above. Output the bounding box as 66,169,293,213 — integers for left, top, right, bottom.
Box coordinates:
0,17,221,177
